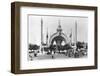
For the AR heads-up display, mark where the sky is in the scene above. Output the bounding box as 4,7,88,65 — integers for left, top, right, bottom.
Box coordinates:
28,15,88,45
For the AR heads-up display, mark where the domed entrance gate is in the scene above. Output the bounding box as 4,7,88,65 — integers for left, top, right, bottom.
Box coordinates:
49,21,69,53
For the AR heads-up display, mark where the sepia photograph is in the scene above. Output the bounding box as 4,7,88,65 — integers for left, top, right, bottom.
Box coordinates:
28,15,88,61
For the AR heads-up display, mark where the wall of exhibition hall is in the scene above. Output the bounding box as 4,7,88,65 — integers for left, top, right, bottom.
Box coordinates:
0,0,100,76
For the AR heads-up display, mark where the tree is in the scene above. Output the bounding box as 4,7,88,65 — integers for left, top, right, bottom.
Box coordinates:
29,44,33,50
29,44,40,50
32,45,40,50
76,42,84,49
28,44,40,57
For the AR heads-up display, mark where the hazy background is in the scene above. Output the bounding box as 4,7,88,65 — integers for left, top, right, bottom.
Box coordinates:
28,15,88,45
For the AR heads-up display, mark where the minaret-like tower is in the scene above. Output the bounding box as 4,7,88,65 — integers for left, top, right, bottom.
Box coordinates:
41,18,43,45
75,21,77,44
41,18,44,53
75,20,77,52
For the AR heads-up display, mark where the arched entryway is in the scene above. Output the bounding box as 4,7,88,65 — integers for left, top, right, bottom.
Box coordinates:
51,36,66,46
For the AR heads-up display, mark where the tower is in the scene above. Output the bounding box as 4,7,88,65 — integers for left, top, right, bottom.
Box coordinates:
41,18,43,53
75,20,77,44
75,20,77,52
41,18,43,45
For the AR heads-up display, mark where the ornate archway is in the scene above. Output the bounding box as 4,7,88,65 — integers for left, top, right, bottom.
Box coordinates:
49,33,69,46
49,22,69,46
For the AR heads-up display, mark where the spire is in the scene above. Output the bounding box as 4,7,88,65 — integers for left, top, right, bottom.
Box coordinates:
57,19,62,33
58,19,61,27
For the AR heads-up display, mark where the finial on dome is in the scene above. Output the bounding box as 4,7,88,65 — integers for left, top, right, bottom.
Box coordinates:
57,19,62,32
